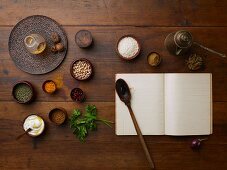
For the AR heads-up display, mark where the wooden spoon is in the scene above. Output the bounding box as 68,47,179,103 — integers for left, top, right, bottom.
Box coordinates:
16,128,32,140
115,79,155,169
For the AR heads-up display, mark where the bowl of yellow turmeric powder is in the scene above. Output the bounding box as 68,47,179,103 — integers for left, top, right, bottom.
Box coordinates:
42,80,57,94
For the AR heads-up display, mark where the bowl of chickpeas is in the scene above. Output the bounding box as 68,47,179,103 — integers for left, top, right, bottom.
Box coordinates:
70,58,93,81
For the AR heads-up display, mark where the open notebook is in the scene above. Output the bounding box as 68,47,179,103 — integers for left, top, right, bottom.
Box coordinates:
115,73,212,136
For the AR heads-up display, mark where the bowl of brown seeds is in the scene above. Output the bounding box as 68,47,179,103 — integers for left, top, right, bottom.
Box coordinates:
70,58,93,81
48,107,67,125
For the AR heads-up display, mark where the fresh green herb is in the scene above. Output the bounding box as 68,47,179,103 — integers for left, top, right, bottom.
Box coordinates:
69,105,113,142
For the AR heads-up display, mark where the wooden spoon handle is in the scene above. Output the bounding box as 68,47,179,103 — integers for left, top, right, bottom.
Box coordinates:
16,128,31,140
127,104,155,169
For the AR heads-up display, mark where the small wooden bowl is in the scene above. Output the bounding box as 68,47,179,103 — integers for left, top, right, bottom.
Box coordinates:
75,30,93,48
48,107,67,125
23,114,45,137
147,52,162,67
70,58,93,81
12,81,35,104
116,35,141,60
42,80,57,94
70,88,85,102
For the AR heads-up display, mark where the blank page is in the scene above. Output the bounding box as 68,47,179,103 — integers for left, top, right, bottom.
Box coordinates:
115,74,165,135
165,73,212,135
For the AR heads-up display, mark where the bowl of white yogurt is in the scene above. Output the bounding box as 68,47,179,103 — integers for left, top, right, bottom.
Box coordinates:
23,114,45,137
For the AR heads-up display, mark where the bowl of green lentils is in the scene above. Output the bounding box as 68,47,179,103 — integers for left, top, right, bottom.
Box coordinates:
12,81,35,104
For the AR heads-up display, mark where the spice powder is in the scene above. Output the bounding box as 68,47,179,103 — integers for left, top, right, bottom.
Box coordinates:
147,53,161,66
50,110,66,125
44,81,56,93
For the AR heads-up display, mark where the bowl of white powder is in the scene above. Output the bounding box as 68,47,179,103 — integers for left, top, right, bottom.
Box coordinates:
116,35,141,60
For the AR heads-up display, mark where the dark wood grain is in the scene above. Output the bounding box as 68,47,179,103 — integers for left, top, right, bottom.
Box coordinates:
0,0,227,26
1,0,227,170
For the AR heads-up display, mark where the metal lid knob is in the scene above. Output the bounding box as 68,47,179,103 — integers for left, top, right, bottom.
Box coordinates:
174,30,193,48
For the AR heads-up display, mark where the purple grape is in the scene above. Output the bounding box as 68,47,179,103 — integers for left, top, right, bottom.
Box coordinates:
191,138,207,149
191,139,201,149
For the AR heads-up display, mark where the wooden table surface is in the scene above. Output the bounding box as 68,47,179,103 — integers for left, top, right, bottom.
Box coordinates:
1,1,227,170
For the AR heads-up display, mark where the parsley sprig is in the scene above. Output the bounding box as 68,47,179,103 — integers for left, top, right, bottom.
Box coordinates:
69,105,113,142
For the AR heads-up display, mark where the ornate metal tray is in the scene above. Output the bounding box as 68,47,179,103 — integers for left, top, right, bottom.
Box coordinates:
8,15,68,74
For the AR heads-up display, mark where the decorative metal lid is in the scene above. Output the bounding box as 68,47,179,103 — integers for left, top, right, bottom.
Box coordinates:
174,30,193,48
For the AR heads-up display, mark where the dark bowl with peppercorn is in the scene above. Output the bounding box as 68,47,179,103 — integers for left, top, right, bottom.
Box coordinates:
70,58,93,81
48,107,67,125
12,81,35,104
70,88,85,102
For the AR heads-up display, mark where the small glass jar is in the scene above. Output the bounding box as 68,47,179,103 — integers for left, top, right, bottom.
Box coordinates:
24,34,46,55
